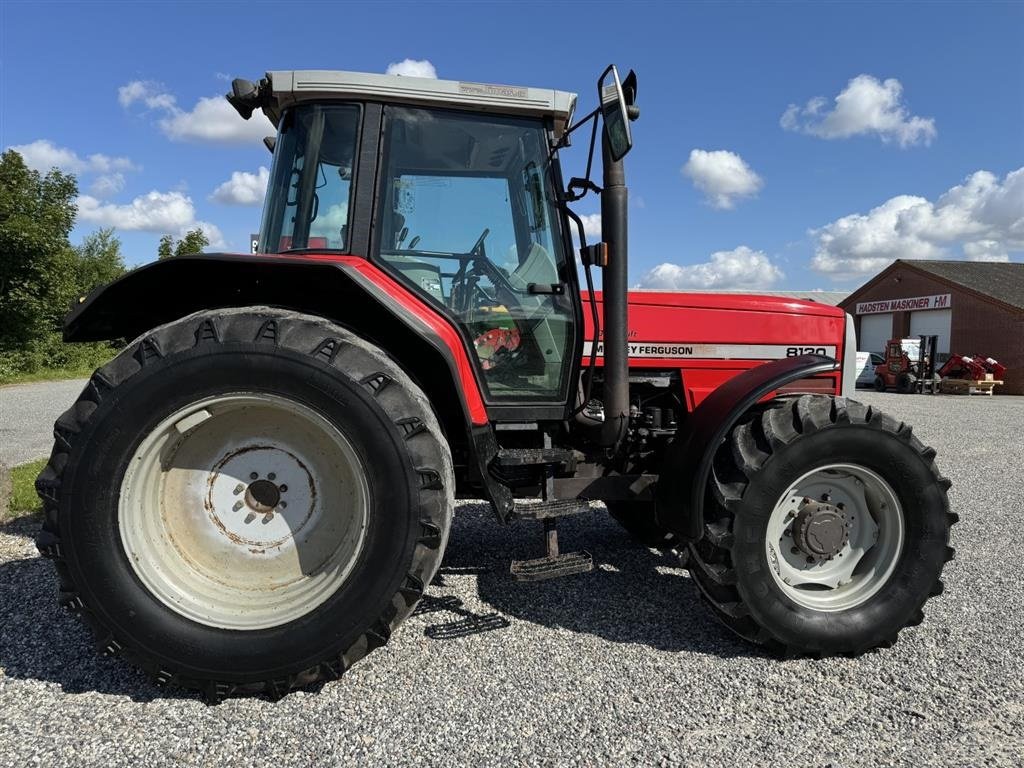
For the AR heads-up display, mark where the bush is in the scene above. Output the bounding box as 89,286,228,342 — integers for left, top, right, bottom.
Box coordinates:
0,151,126,382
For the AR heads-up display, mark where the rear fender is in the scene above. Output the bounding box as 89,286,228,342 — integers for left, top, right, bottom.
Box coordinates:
65,252,494,492
655,354,839,541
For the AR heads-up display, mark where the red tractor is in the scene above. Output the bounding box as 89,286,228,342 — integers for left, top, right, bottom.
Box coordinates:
36,66,955,701
873,336,940,393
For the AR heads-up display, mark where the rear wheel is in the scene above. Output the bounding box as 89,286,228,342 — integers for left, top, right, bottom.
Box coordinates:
35,307,454,700
873,375,887,392
688,395,955,656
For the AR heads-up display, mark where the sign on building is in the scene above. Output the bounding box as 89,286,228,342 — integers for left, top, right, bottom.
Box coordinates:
855,294,952,315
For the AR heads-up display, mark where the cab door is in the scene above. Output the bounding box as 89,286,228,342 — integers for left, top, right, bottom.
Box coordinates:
373,106,579,418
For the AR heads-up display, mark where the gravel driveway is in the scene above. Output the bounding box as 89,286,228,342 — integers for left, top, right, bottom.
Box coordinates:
0,378,88,466
1,391,1022,766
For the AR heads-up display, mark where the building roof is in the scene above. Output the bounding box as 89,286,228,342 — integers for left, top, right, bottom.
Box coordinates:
906,260,1024,311
262,70,578,137
841,259,1024,313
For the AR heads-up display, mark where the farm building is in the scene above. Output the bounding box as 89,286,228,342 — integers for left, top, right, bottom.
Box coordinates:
839,260,1024,395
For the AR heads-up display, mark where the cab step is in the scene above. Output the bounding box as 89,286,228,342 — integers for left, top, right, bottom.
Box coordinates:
510,551,593,582
510,515,593,581
512,499,591,520
495,447,576,470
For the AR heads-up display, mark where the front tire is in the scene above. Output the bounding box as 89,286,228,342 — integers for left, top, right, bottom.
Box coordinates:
688,395,955,656
35,307,454,700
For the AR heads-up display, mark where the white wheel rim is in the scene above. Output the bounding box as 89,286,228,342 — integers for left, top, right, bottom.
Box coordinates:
765,463,904,612
119,393,369,630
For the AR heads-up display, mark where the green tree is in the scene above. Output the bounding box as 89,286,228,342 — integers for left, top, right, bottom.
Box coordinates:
158,228,209,260
0,150,79,367
75,228,126,294
158,234,174,260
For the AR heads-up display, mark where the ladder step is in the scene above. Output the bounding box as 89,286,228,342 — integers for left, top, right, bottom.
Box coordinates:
495,448,575,468
514,499,591,520
511,551,593,582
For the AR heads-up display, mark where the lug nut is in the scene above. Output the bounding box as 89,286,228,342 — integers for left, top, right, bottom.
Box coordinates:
280,501,288,509
268,473,276,481
279,484,288,493
233,484,245,495
232,501,243,512
791,546,800,555
250,472,258,480
806,556,815,564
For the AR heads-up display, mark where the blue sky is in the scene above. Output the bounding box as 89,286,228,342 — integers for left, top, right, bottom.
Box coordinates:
2,1,1021,291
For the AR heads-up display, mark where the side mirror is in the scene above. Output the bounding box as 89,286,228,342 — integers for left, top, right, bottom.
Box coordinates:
598,65,633,162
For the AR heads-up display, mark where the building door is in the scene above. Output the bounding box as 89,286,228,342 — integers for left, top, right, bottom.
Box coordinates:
858,313,893,353
910,308,952,353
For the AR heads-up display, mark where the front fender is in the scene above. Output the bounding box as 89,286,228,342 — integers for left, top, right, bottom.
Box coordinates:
655,354,839,541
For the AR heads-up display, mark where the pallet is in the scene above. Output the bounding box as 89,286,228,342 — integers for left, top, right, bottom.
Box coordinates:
939,378,1003,396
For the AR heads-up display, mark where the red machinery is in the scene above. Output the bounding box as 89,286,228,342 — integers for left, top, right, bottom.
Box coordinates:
35,65,954,700
938,354,986,381
873,336,939,393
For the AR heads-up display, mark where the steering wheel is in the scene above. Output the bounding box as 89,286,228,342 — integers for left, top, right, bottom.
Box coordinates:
470,227,490,256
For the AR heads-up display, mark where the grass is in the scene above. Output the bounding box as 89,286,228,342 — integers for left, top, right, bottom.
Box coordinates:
0,364,98,387
3,458,46,522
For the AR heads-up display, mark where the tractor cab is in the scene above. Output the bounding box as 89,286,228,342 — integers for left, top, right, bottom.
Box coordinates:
249,71,584,406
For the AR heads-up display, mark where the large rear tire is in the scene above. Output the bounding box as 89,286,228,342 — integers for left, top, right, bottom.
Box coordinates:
688,394,955,656
35,307,454,701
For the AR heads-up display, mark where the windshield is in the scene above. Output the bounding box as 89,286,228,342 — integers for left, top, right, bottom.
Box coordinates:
377,107,575,402
259,104,360,253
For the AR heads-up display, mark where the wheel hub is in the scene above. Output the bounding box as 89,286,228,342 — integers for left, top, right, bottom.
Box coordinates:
207,446,315,550
791,499,849,561
765,464,904,612
244,478,282,514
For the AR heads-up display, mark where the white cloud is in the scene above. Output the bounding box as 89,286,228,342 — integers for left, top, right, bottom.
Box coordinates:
118,80,175,110
9,139,137,175
89,173,125,197
77,189,225,247
962,240,1010,262
682,149,763,209
385,59,437,78
119,80,274,144
638,246,784,290
211,166,270,206
781,75,936,147
811,167,1024,279
579,213,602,238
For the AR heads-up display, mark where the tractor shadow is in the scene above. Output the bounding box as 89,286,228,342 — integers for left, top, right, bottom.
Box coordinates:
425,502,764,659
0,504,761,701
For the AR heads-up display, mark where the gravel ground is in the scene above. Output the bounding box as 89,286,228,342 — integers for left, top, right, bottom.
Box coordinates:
1,391,1022,767
0,379,89,466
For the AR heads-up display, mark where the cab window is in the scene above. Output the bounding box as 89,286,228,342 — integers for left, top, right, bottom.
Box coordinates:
375,107,575,403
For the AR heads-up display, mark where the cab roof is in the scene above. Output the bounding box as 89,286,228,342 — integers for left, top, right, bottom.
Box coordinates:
262,70,578,138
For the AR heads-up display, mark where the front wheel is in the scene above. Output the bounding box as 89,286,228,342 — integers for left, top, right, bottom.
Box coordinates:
688,395,955,656
35,307,454,700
